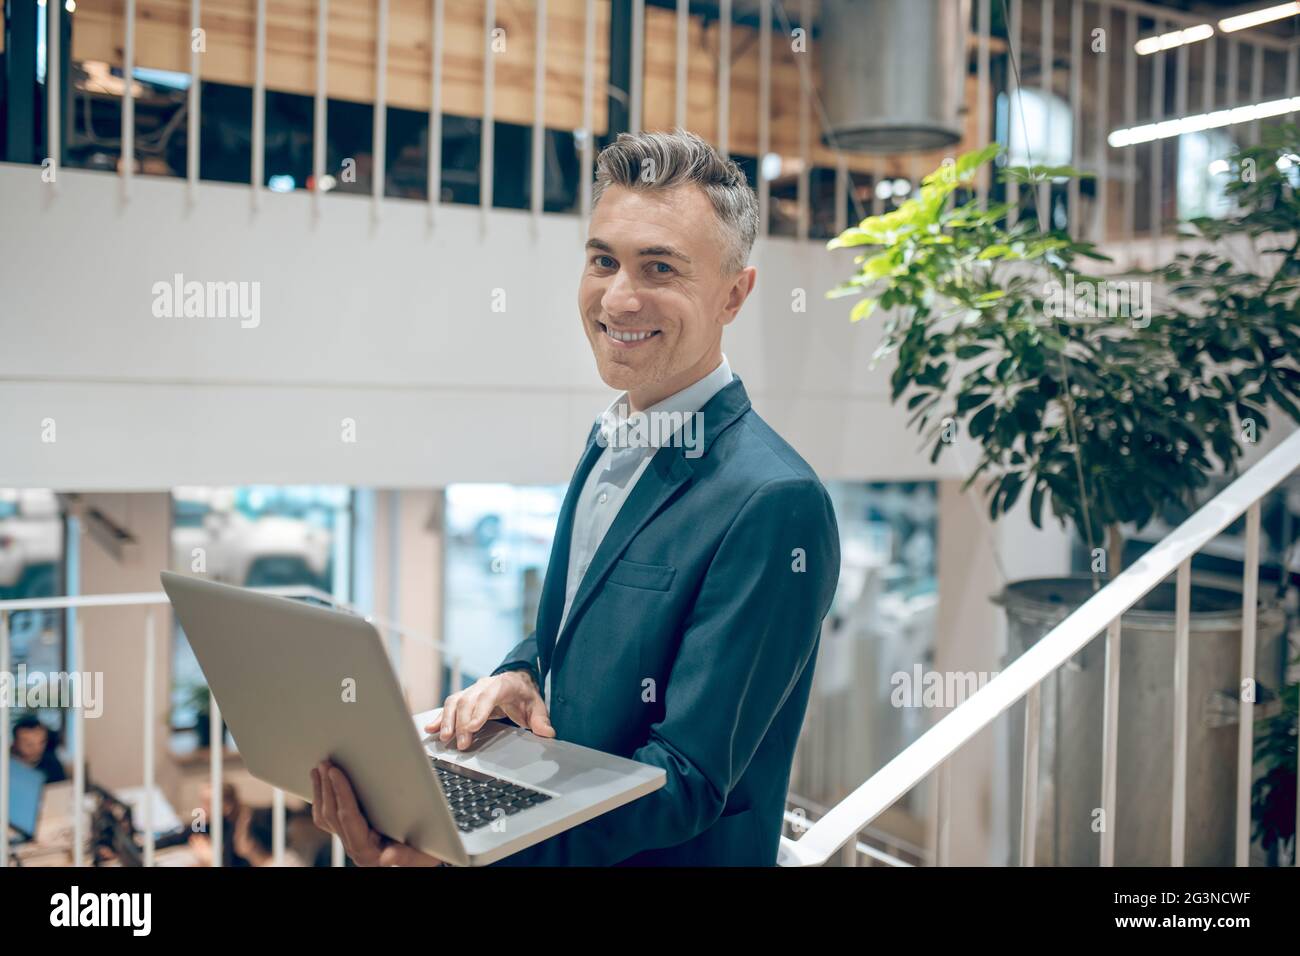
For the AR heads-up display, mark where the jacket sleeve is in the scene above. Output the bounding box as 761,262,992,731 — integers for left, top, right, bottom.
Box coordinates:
492,476,840,866
490,631,543,695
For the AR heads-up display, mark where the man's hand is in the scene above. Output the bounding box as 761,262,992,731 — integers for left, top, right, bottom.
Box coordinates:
310,760,446,867
426,670,555,750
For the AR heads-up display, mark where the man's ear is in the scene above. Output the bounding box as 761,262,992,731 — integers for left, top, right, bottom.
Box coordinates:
721,266,757,326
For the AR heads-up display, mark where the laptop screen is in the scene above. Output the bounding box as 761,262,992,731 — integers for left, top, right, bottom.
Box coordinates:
7,760,46,841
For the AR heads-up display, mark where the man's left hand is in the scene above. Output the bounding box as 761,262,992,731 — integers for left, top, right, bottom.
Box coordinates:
311,760,447,867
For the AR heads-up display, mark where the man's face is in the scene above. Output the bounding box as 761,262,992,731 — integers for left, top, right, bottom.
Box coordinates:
579,184,755,405
15,726,47,763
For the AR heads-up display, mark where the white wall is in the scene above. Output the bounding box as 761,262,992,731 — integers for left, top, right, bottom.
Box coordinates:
0,164,955,490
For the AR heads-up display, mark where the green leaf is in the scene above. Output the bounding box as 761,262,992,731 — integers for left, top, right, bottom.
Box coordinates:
850,297,878,322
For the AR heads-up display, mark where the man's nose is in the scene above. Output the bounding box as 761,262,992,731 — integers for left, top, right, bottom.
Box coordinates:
601,268,641,315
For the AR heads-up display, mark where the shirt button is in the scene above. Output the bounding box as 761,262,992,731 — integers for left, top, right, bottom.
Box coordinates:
597,492,608,504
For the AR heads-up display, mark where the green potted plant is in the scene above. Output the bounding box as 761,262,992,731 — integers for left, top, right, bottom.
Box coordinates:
827,128,1300,865
181,680,229,751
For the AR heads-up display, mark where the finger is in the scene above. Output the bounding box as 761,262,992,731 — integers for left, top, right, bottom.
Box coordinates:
454,691,478,750
310,767,325,829
526,700,557,738
378,842,446,867
327,766,375,855
498,698,530,729
439,694,460,742
316,761,339,833
423,707,444,734
465,689,498,736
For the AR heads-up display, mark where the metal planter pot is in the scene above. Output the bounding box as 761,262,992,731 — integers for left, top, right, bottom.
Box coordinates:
999,575,1286,866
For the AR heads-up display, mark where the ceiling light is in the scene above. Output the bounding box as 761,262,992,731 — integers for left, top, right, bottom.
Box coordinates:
1134,24,1214,56
1219,2,1300,33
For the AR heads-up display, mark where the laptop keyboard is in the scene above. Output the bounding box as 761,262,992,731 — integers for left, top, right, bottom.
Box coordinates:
430,756,553,833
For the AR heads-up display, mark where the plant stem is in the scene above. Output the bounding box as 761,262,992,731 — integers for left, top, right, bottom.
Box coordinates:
1107,524,1124,581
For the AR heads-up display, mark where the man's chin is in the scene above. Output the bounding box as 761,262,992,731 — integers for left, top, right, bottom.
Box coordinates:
593,356,655,393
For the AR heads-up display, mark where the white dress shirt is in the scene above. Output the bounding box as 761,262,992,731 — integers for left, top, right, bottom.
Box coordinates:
543,354,734,708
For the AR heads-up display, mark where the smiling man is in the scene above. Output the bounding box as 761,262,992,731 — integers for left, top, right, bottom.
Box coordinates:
313,129,840,867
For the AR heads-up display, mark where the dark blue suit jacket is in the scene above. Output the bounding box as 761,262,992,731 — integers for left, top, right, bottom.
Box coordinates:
490,375,840,866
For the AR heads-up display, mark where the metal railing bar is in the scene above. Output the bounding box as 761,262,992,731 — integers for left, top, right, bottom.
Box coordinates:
781,811,914,867
1235,500,1261,865
373,0,389,219
48,0,61,188
1007,0,1022,227
252,0,266,207
1020,681,1041,866
72,620,85,866
718,0,732,157
675,0,688,129
1039,0,1054,222
0,612,10,868
1099,615,1122,866
1094,0,1110,243
630,0,645,133
209,690,222,866
0,585,449,654
430,0,445,222
122,0,137,200
313,0,327,215
189,0,202,201
580,0,595,222
757,0,771,237
977,0,991,209
273,787,286,867
481,0,496,222
143,610,156,866
531,0,548,224
1171,556,1191,866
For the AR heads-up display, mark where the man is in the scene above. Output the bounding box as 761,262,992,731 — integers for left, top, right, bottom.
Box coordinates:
10,714,67,783
312,129,840,866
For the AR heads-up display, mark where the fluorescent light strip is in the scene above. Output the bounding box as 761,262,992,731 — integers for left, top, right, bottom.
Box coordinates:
1219,1,1300,33
1108,95,1300,147
1135,23,1213,56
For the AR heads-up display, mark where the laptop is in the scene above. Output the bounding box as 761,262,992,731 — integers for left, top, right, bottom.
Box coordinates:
160,571,665,866
7,760,45,844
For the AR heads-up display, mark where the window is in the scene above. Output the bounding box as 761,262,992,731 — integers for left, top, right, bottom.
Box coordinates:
791,481,940,818
1178,130,1236,222
0,489,66,731
168,485,351,749
442,484,566,685
997,88,1073,169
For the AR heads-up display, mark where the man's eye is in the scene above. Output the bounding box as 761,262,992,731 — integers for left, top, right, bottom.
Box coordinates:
594,255,617,269
650,262,673,274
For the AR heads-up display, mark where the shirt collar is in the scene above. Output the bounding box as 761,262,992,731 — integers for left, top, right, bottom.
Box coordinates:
597,354,734,450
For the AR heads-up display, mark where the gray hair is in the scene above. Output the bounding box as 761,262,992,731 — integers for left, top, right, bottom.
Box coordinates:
592,128,759,274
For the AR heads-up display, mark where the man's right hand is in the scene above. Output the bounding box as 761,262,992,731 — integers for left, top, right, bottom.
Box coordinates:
425,670,555,750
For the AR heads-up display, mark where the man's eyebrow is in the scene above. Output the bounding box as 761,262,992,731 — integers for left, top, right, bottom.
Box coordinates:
638,245,692,264
584,238,692,264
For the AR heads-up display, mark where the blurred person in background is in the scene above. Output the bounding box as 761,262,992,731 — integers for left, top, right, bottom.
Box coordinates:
9,713,67,783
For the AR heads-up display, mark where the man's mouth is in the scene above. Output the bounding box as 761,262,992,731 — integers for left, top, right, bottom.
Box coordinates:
599,322,661,347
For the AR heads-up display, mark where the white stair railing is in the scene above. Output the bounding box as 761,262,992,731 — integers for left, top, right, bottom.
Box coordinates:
781,428,1300,867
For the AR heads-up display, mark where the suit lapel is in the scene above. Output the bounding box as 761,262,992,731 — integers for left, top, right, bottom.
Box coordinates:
535,423,603,675
547,446,693,674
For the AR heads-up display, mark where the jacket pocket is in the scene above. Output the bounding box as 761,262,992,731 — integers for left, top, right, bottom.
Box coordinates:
606,558,676,592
